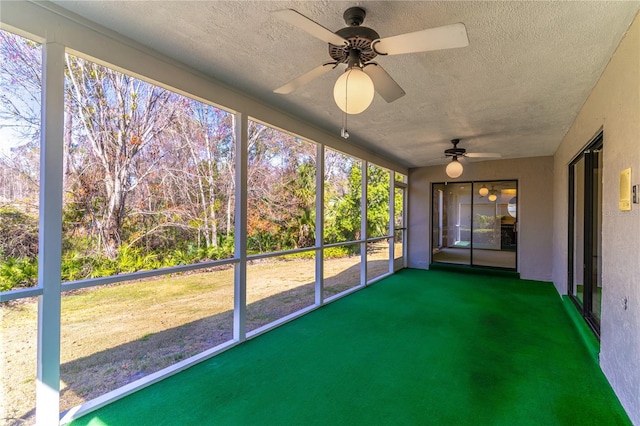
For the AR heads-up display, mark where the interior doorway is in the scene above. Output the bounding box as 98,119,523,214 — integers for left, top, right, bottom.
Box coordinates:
568,132,603,337
431,180,517,270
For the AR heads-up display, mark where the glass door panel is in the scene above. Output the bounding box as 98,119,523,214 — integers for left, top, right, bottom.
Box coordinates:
571,157,585,306
568,132,602,337
589,148,603,324
432,183,472,265
472,181,517,269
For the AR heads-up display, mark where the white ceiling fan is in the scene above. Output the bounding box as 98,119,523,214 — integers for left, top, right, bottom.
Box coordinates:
272,7,469,114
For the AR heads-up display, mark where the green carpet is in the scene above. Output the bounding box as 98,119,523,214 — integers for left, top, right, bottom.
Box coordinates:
69,269,630,426
562,295,600,363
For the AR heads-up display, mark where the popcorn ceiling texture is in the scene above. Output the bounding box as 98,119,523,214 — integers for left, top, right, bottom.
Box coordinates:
49,1,639,167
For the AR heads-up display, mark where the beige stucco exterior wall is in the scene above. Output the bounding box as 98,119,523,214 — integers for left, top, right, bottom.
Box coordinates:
552,12,640,424
408,156,554,282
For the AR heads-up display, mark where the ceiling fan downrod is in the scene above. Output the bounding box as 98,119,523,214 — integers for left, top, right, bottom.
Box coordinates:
346,48,363,69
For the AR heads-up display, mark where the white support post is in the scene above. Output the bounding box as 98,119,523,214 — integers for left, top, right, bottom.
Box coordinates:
315,144,324,305
233,114,248,342
403,178,408,269
36,40,65,426
361,161,368,286
389,172,395,274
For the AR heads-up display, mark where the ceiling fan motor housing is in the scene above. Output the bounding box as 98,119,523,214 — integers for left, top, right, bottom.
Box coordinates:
329,7,380,63
444,139,466,157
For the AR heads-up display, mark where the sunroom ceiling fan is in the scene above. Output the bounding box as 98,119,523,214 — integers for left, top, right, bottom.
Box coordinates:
272,7,469,115
444,139,501,178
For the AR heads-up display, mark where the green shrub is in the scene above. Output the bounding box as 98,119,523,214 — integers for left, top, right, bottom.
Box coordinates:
89,256,118,278
0,257,38,291
282,251,316,261
323,246,352,259
61,252,91,282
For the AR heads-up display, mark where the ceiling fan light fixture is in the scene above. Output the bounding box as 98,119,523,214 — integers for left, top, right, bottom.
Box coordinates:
445,157,463,178
333,67,375,115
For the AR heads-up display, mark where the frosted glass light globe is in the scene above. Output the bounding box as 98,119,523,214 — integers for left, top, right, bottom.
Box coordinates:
478,186,489,197
445,159,463,178
333,68,375,115
488,193,498,202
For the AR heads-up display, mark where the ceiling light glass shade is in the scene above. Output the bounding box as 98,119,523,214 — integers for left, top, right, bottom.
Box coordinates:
333,68,375,114
488,193,498,202
445,159,463,178
478,185,489,197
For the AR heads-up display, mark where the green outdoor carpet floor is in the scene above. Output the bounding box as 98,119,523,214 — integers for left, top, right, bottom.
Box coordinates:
70,268,630,426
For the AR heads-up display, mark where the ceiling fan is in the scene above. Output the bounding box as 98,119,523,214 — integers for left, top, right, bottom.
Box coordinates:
444,139,501,178
272,7,469,115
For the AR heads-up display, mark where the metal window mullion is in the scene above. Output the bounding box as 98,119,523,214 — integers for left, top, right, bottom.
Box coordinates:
361,161,367,285
36,41,65,426
315,144,324,305
233,113,248,342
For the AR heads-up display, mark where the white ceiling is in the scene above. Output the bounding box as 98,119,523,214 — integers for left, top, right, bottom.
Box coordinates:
51,1,639,168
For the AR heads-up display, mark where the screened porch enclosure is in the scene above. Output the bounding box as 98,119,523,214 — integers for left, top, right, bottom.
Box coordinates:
0,25,407,425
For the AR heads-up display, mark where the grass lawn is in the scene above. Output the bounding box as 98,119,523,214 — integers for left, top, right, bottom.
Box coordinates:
1,244,391,425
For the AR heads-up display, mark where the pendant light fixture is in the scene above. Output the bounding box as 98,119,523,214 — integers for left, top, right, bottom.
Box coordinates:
333,48,375,115
478,184,489,197
488,187,498,202
445,157,463,178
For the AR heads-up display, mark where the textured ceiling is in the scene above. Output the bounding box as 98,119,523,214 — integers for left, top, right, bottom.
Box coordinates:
51,1,639,167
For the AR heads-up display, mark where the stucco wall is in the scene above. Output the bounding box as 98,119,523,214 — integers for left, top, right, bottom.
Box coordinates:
408,156,554,281
552,12,640,425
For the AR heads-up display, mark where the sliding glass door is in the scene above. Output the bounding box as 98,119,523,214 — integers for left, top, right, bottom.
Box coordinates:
432,183,472,266
568,133,603,336
432,180,517,270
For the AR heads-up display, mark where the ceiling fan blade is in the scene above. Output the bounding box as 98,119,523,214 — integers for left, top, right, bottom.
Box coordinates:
274,63,336,94
363,63,406,103
465,153,502,158
272,9,347,46
373,23,469,56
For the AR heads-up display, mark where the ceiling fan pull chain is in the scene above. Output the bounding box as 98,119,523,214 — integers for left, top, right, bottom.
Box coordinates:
341,111,349,139
341,71,350,139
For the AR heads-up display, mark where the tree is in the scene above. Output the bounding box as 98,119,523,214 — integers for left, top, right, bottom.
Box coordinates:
65,55,180,258
131,98,236,253
174,100,234,249
325,160,362,244
246,122,316,253
0,30,41,211
0,30,41,146
366,164,391,238
287,161,316,248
